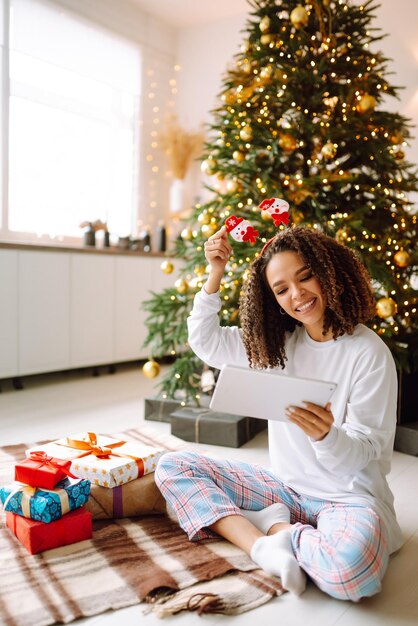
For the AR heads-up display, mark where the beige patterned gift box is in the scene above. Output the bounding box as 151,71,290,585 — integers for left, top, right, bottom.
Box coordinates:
26,432,166,488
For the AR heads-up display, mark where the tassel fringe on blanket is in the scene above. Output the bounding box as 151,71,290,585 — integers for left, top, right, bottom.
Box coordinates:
144,570,284,617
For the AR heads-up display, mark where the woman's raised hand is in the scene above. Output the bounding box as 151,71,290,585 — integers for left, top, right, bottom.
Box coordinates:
204,226,233,274
203,226,233,294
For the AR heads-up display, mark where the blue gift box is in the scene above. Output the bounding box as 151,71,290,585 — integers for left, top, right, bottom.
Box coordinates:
0,477,91,523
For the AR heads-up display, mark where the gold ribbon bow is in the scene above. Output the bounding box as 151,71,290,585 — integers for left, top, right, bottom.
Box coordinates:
3,482,71,518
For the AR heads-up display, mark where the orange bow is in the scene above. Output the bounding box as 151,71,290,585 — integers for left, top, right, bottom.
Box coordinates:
62,432,145,477
64,432,123,458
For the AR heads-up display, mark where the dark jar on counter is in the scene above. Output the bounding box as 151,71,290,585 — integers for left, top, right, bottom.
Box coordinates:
156,223,167,252
83,224,96,247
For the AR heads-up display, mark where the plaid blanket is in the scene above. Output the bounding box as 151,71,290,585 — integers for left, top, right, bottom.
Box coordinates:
0,426,283,625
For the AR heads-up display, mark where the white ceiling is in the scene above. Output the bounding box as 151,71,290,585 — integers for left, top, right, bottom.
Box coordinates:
128,0,248,28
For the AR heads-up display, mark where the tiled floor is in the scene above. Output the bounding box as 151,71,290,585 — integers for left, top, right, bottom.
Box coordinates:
1,363,418,625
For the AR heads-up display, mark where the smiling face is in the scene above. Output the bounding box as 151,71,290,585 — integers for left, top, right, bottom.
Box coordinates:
265,250,330,341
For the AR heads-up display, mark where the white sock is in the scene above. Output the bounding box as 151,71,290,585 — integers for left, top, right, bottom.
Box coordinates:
240,502,291,535
250,530,306,595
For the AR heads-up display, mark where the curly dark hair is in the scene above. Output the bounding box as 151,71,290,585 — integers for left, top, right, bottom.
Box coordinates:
239,226,376,369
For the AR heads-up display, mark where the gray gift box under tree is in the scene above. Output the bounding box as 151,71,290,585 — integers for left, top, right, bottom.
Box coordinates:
170,407,262,448
144,396,182,423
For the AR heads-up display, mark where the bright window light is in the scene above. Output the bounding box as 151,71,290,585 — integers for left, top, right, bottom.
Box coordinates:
8,0,141,239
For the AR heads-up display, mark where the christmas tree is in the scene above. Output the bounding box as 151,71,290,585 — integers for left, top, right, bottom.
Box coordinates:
142,0,418,405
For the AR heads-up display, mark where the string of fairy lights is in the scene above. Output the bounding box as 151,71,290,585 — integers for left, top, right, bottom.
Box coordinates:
138,58,180,238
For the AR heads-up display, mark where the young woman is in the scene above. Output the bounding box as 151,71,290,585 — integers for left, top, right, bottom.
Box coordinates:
155,225,403,601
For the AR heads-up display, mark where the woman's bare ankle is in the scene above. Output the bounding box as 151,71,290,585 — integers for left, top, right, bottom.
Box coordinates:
267,521,292,535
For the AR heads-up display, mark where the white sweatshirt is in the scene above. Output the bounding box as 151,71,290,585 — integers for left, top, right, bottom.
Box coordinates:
187,288,404,554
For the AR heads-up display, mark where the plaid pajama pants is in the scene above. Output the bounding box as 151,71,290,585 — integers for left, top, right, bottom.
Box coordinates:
155,451,389,602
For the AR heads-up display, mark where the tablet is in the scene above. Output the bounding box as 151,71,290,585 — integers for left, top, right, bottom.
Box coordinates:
209,365,337,422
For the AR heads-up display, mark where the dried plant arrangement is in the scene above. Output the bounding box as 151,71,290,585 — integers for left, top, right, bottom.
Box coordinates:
158,116,204,180
79,219,107,232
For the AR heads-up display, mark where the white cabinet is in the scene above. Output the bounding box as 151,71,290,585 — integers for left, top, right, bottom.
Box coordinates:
0,250,19,378
70,254,115,368
0,249,178,378
19,251,71,376
115,256,178,361
114,256,154,361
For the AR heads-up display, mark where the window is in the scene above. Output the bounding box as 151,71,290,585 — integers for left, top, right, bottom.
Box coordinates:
5,0,141,241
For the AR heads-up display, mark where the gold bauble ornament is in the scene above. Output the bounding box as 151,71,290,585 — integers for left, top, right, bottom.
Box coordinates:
259,15,271,33
201,223,216,237
181,227,193,240
259,65,273,81
241,61,253,75
376,297,397,319
233,150,245,163
290,6,309,29
197,211,210,225
335,228,349,244
274,69,287,82
174,278,189,295
237,86,254,100
194,265,206,277
321,141,337,159
226,179,239,193
160,260,174,274
188,277,201,290
393,149,405,161
200,157,217,175
240,125,253,141
394,250,411,268
222,90,235,105
390,130,404,145
356,94,376,114
142,360,160,379
241,40,251,54
260,33,275,45
279,133,298,153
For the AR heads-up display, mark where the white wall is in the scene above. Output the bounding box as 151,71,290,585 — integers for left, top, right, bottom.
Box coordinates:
372,0,418,160
175,1,418,205
176,12,248,129
176,12,248,205
55,0,176,57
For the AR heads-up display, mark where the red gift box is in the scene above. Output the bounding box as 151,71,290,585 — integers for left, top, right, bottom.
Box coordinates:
15,451,76,489
6,507,92,554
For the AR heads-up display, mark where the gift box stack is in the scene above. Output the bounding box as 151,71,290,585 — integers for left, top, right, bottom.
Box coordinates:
24,432,167,521
0,451,92,554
